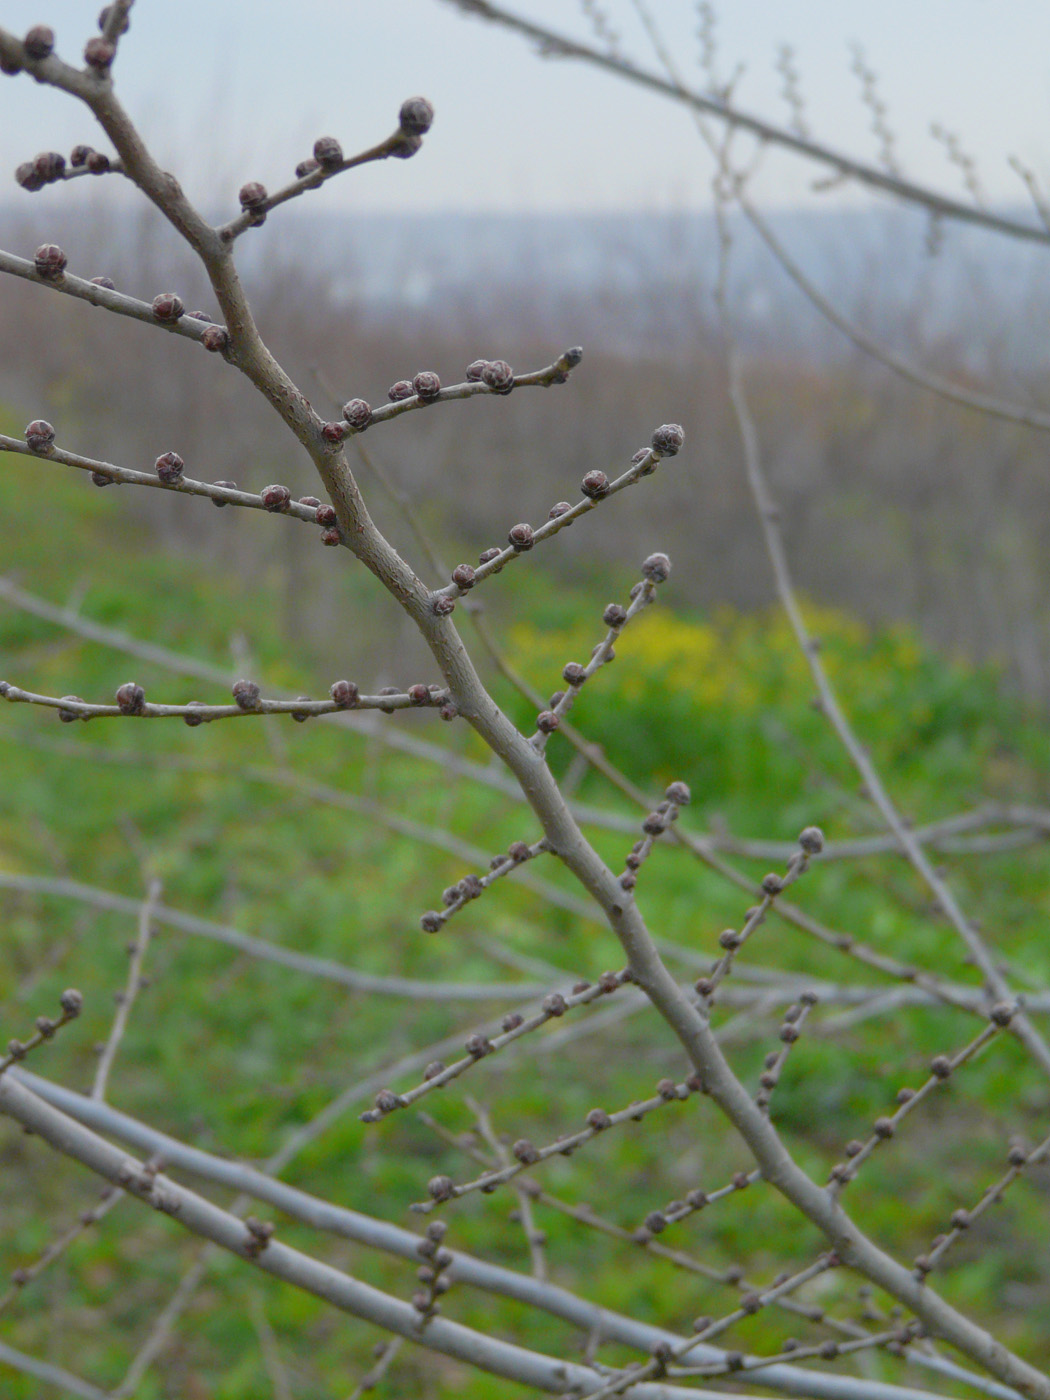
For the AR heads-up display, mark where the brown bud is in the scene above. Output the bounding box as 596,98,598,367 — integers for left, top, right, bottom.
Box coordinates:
465,359,488,381
201,324,228,352
420,911,442,933
427,1175,454,1202
399,96,435,135
261,484,291,512
412,370,441,401
989,1001,1016,1027
761,872,784,896
508,523,534,550
84,36,115,68
25,419,56,452
580,470,609,499
501,1012,524,1033
315,503,337,527
930,1054,952,1079
873,1116,895,1139
313,135,343,167
482,359,514,393
183,701,205,726
320,528,341,546
341,398,372,429
641,552,671,583
16,162,45,191
295,157,319,179
238,181,267,210
154,451,184,484
644,1211,667,1234
408,684,430,705
98,5,130,34
512,1139,540,1164
535,710,559,734
374,1089,400,1114
798,825,825,854
115,682,145,715
423,1060,446,1080
34,243,67,279
465,1033,493,1058
651,423,684,456
151,292,184,322
603,603,627,628
542,992,567,1017
59,988,83,1016
232,679,261,711
478,547,502,565
388,379,414,402
1008,1145,1028,1167
548,501,572,519
321,421,346,443
70,144,92,168
432,594,456,616
24,25,55,59
330,680,359,708
586,1107,611,1131
86,150,111,174
35,151,66,183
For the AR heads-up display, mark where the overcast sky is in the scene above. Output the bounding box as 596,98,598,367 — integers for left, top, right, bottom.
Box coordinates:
0,2,1047,216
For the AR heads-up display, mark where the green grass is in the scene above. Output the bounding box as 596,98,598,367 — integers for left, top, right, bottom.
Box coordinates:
2,422,1049,1395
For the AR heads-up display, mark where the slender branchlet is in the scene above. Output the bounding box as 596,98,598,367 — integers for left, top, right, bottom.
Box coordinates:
91,880,159,1101
0,1182,124,1316
617,782,692,894
412,1068,699,1212
361,969,632,1122
218,97,436,242
0,989,83,1078
848,44,900,176
348,1338,404,1400
774,43,809,138
695,827,824,1009
827,1006,1015,1195
916,1130,1050,1281
632,1165,761,1244
930,123,986,208
0,681,450,725
418,837,551,935
755,992,818,1113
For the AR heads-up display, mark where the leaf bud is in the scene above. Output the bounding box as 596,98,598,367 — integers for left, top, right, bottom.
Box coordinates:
70,144,92,168
420,911,442,933
408,684,430,705
929,1054,952,1079
548,501,572,519
427,1175,454,1202
115,681,145,715
261,484,291,512
201,324,228,352
57,696,84,723
542,992,567,1017
232,679,261,711
665,780,691,806
84,36,114,69
183,701,205,726
512,1139,540,1164
641,552,671,583
35,151,66,183
481,359,514,393
388,379,414,402
238,181,267,210
580,469,609,499
465,359,488,381
24,419,56,452
24,25,55,59
412,370,441,400
315,503,337,527
478,547,501,564
451,563,475,590
602,602,627,628
86,150,111,173
151,292,184,322
16,162,44,191
535,710,559,733
330,679,359,708
34,243,66,279
341,398,372,429
508,522,534,550
501,1012,524,1032
154,451,184,484
586,1108,611,1131
320,527,341,546
59,988,83,1017
432,594,456,616
313,135,343,167
295,157,319,179
651,423,684,456
399,96,435,135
